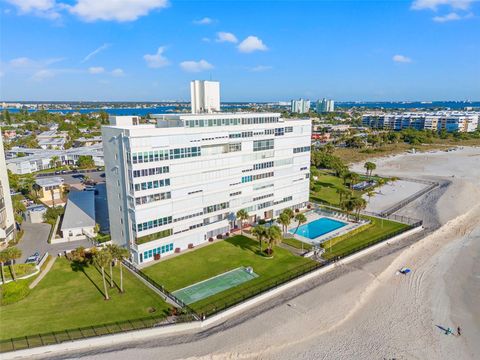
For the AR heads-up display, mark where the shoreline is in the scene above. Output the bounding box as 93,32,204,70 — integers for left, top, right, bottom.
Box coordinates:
28,146,480,360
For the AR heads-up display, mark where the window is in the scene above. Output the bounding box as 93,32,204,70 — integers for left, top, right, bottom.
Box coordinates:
293,146,310,154
133,166,169,178
134,179,171,192
143,242,174,260
285,126,293,133
253,139,274,152
135,191,171,206
204,202,229,214
253,161,274,170
274,128,285,136
136,216,172,232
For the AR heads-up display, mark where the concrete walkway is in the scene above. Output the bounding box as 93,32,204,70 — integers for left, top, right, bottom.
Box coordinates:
29,257,56,289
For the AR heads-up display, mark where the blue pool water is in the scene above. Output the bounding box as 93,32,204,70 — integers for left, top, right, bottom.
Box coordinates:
290,217,347,240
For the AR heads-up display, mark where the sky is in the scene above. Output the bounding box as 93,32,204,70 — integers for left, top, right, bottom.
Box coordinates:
0,0,479,102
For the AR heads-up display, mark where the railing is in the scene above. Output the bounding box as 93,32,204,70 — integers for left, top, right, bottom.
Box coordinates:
195,223,419,317
0,313,194,353
122,260,200,320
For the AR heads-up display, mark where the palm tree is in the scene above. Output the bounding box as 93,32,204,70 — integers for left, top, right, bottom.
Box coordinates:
364,161,377,177
350,173,360,188
341,198,356,221
351,197,367,221
5,247,22,281
94,249,112,300
336,187,352,204
277,212,291,235
283,208,294,221
116,247,130,293
366,190,375,203
105,244,116,288
251,225,267,252
50,155,60,169
0,250,8,283
293,213,307,234
265,225,283,255
236,209,249,235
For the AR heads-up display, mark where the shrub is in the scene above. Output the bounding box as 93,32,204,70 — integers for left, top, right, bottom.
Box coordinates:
225,232,230,237
188,243,194,249
175,248,181,253
258,219,266,225
208,237,214,242
216,234,223,239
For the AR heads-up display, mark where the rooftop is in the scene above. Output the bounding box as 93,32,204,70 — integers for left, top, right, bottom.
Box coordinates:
61,190,96,231
35,177,64,187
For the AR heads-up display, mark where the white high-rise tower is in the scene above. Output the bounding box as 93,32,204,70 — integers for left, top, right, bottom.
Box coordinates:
0,130,15,244
190,80,220,114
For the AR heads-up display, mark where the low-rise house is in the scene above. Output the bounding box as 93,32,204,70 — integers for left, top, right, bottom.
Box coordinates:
59,191,96,242
25,204,47,223
34,177,66,207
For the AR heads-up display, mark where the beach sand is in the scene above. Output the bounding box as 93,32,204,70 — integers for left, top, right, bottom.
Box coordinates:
40,147,480,360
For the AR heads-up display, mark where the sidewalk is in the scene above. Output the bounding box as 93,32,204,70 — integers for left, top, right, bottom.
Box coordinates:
29,257,56,289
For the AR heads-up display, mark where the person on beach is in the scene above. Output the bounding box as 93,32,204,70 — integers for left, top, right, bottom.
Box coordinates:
457,326,461,336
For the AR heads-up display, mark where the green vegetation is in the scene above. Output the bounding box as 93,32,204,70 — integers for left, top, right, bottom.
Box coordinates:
136,228,172,244
282,237,313,251
321,216,409,260
1,264,36,282
0,258,169,340
76,155,95,169
310,169,363,206
142,236,314,313
43,206,64,226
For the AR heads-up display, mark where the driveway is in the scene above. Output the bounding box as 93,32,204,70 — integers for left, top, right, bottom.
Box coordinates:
17,222,92,263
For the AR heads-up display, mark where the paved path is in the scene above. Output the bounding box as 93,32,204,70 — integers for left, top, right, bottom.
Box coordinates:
17,222,92,263
29,257,56,289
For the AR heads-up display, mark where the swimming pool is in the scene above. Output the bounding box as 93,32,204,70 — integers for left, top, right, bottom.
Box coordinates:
290,217,347,240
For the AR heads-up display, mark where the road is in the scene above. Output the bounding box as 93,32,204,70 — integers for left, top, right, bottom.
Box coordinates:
35,171,105,186
17,222,92,263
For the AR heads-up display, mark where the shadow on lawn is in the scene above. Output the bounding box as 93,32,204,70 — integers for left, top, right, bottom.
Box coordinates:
224,236,273,257
70,260,105,299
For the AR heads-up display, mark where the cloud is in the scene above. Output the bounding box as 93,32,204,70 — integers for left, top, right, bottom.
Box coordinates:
393,54,412,63
249,65,272,72
88,66,105,74
68,0,169,22
179,59,213,73
5,0,61,19
193,17,213,25
238,36,268,53
143,47,170,68
9,56,64,68
202,37,211,42
82,43,110,63
216,32,238,43
111,68,124,77
32,69,55,81
433,11,473,21
411,0,472,11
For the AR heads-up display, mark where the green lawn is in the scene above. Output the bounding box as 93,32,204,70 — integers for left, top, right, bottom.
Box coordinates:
1,263,37,282
282,237,313,251
142,236,315,314
310,170,364,206
0,258,170,340
321,216,410,260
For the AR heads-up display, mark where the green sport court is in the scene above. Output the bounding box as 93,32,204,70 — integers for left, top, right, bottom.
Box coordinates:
172,267,258,305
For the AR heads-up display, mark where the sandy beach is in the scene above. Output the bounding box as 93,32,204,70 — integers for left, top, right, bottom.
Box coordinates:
39,147,480,360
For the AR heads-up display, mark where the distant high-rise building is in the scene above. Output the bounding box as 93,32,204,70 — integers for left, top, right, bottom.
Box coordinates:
190,80,220,114
0,130,15,244
316,98,335,113
290,99,310,114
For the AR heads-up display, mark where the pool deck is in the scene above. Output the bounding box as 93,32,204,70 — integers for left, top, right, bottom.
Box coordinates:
287,211,369,246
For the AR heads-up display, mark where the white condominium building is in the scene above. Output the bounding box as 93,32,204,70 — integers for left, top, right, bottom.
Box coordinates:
0,131,15,244
190,80,220,114
362,112,479,133
316,98,335,113
102,113,311,265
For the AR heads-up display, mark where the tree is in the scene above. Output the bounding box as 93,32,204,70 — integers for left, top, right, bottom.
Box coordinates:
265,225,283,255
76,155,95,169
364,161,377,177
336,187,352,204
251,225,267,252
277,213,291,235
350,173,360,188
366,190,375,203
341,198,356,221
116,247,130,293
94,249,112,300
0,250,8,283
236,209,249,235
50,155,61,169
4,247,22,281
349,197,367,221
293,213,307,234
